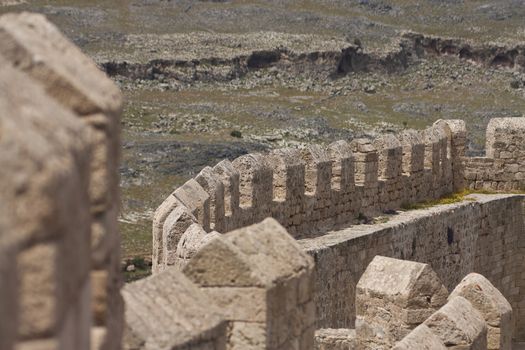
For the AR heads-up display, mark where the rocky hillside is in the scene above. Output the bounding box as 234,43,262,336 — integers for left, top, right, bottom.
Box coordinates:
2,0,524,264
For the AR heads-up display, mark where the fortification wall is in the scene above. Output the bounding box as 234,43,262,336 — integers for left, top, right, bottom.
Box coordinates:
0,13,123,350
153,119,468,272
466,118,525,191
299,193,525,341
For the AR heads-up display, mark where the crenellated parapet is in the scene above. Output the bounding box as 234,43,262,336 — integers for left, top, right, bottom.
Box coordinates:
316,257,514,350
125,218,315,350
466,118,525,191
153,119,466,273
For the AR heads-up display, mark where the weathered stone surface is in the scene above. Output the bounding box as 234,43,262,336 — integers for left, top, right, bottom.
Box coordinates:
183,233,257,287
176,224,221,268
328,140,354,193
301,144,332,196
152,194,180,273
201,287,267,323
17,243,61,338
450,273,513,350
195,166,226,231
173,179,211,231
184,217,313,288
373,133,402,181
0,12,122,215
355,256,448,349
91,270,109,326
424,296,487,350
392,324,446,350
0,57,91,257
0,56,93,347
466,117,525,190
0,13,124,350
0,12,122,116
162,205,196,267
227,322,266,350
184,218,315,350
15,339,60,350
123,268,227,350
400,129,424,175
314,328,356,350
298,192,525,341
232,153,272,210
177,224,214,260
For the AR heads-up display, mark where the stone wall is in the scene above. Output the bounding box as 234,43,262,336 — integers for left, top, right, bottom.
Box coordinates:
1,10,524,350
123,218,316,350
355,256,449,349
183,218,316,350
466,118,525,191
316,257,513,350
299,193,525,342
0,13,123,350
122,268,228,350
153,119,467,273
155,117,525,274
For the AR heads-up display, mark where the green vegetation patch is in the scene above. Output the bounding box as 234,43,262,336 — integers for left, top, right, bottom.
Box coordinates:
401,189,499,211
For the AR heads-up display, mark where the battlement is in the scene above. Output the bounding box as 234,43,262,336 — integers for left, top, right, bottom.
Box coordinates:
1,11,525,350
153,117,525,273
153,120,463,271
466,118,525,191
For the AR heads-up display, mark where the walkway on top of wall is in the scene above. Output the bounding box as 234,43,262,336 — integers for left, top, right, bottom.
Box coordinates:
298,192,525,341
299,193,523,252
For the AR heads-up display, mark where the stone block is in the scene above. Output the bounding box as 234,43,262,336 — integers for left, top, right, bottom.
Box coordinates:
356,256,448,349
184,218,314,349
487,118,525,158
15,339,60,350
400,129,425,175
0,12,122,218
232,153,273,210
91,270,110,327
266,148,306,203
0,60,94,345
183,235,257,287
176,224,221,266
227,322,266,350
173,179,210,231
184,218,314,288
424,296,487,350
162,206,197,266
123,268,227,350
301,144,332,196
450,273,513,350
213,159,240,218
314,328,356,350
0,55,92,250
373,133,403,180
202,287,267,322
392,324,446,350
0,13,122,116
152,194,179,272
328,140,355,193
195,166,226,231
17,243,60,338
